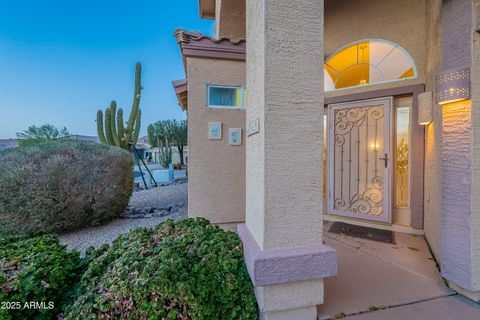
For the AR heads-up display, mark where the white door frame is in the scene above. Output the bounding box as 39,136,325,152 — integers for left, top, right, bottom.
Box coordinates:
327,97,393,224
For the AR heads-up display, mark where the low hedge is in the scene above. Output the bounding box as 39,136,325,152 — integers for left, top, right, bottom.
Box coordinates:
0,235,87,320
0,140,133,236
65,218,258,320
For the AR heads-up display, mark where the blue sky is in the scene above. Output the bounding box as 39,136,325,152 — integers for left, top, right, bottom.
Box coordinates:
0,0,214,138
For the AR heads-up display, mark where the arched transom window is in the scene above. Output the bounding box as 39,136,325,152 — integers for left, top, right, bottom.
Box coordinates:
325,39,417,91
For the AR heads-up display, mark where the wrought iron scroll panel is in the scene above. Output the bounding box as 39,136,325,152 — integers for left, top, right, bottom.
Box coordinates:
328,98,392,223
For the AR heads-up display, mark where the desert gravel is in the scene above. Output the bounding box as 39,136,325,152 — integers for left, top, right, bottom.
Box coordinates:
60,182,188,254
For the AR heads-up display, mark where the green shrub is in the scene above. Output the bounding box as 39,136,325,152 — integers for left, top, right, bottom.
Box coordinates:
0,140,133,237
0,235,87,320
65,218,258,320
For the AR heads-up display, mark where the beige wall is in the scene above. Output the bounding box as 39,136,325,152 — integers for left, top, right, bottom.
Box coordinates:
214,0,427,73
186,57,246,226
215,0,246,41
423,0,443,261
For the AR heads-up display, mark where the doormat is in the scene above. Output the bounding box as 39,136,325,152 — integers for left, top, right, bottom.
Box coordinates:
328,222,395,244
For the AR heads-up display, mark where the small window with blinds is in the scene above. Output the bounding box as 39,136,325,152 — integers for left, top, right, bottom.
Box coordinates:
207,85,246,109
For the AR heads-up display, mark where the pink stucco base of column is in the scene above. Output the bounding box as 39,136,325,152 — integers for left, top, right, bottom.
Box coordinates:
238,224,337,287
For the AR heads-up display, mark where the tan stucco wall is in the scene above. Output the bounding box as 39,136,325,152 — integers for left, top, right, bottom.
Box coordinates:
186,57,246,226
215,0,246,41
245,0,266,248
246,0,325,252
423,0,443,261
324,0,427,95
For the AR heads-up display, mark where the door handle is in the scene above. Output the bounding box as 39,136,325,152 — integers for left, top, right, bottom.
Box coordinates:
379,153,388,168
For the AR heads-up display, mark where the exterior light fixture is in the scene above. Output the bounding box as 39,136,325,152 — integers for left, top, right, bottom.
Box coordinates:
436,68,470,105
418,91,433,125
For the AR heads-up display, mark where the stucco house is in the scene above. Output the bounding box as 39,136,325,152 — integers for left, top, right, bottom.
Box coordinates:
173,0,480,318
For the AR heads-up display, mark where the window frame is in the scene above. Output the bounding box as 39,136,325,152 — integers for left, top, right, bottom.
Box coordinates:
206,84,246,110
325,38,418,92
393,100,412,210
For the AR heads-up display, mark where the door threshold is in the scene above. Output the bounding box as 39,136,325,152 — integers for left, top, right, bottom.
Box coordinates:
324,214,424,235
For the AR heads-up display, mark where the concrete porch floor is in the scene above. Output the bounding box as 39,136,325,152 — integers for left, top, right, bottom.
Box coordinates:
317,222,480,319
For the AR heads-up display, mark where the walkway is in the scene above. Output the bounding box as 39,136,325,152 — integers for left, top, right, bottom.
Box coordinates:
343,295,480,320
318,222,480,319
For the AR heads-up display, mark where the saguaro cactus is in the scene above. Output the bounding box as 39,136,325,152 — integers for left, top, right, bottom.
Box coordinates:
97,63,142,150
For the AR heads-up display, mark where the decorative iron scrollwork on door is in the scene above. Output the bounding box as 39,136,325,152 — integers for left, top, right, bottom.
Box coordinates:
333,105,385,216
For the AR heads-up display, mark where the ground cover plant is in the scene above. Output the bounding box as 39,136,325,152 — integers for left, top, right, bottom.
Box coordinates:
0,140,133,237
65,218,258,320
0,235,88,320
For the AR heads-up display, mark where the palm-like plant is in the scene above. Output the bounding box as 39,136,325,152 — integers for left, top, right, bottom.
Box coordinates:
16,124,70,146
147,121,172,168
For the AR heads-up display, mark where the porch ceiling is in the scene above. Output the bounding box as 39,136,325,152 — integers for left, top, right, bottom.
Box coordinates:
199,0,215,19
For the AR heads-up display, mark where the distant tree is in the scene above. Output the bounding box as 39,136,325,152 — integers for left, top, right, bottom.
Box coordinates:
147,121,173,168
169,120,187,165
147,120,170,148
148,119,187,166
16,124,70,146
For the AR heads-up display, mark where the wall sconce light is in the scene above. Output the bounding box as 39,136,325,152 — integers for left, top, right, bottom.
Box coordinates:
418,91,433,125
436,68,470,105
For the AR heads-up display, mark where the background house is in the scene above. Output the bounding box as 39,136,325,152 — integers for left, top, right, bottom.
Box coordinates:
67,135,99,143
136,135,188,165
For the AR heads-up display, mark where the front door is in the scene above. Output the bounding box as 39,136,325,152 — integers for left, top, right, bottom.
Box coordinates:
327,97,392,223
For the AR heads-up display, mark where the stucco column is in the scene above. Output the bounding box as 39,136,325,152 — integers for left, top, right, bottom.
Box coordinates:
440,0,480,301
239,0,337,319
469,3,480,299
